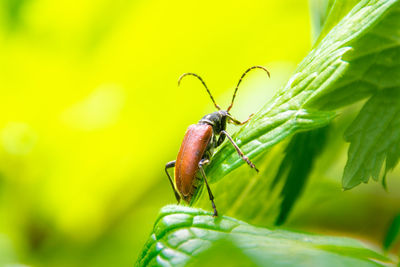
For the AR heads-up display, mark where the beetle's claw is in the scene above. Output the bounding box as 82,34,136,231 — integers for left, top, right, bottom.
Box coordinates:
243,156,258,172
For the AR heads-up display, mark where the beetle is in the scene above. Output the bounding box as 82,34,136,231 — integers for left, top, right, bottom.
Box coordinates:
165,66,270,216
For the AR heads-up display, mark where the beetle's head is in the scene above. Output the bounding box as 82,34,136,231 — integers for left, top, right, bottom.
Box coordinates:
199,110,228,133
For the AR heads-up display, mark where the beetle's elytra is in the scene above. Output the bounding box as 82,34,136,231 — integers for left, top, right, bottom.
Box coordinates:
165,66,270,216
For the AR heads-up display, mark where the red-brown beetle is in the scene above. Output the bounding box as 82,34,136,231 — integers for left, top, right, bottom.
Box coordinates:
165,66,270,216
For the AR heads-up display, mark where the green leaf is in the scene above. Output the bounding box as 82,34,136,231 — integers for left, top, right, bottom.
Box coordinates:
186,240,258,267
136,206,391,267
206,0,400,183
383,214,400,252
272,126,329,225
343,88,400,189
309,0,334,42
310,0,361,45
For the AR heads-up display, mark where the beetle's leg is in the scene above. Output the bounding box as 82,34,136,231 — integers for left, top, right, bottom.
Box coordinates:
198,159,218,217
238,113,254,125
165,161,181,203
227,113,254,125
216,132,226,147
219,130,259,172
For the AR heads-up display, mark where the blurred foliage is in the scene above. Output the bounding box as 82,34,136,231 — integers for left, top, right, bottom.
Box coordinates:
384,214,400,252
0,0,399,266
272,126,329,225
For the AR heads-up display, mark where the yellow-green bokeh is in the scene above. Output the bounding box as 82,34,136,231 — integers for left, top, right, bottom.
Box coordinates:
0,0,312,265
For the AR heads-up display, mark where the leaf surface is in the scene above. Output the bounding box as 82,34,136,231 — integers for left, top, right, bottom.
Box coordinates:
204,0,400,190
136,206,391,267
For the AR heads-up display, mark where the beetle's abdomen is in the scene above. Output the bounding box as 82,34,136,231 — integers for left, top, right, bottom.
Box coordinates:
175,124,213,201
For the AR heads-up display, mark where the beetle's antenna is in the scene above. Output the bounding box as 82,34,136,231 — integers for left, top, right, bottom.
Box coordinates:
178,73,221,110
227,66,270,112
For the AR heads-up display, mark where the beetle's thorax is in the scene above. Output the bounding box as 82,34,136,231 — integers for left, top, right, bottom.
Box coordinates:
199,110,227,134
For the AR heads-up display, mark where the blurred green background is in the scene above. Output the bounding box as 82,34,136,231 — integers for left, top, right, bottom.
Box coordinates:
0,0,399,266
